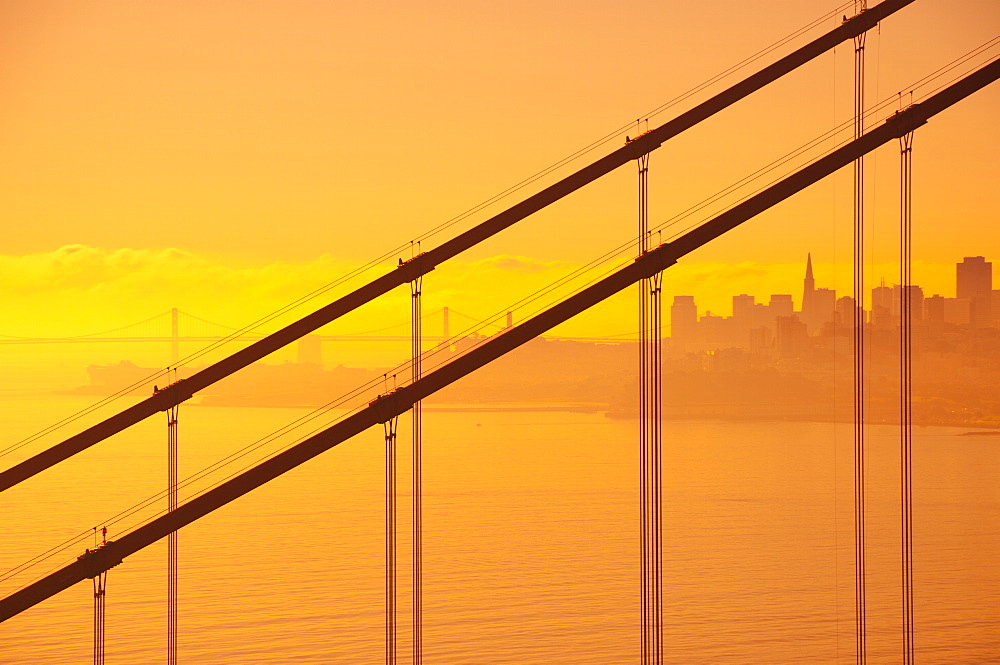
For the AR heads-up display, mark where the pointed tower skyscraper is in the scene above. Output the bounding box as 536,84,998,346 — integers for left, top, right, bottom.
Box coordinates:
802,252,815,314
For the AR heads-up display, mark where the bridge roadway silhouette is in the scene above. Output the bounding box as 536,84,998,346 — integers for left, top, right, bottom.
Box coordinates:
1,0,997,658
0,308,634,346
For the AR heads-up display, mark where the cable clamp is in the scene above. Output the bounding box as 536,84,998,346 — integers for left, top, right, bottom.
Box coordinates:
154,379,194,412
397,252,434,276
369,388,406,424
636,243,678,276
77,543,123,579
884,104,927,137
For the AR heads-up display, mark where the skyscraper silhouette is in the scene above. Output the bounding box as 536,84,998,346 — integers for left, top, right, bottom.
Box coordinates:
956,256,992,299
802,252,815,313
957,256,992,327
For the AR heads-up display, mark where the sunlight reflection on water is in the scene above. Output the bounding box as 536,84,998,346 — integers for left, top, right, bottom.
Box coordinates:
1,399,998,664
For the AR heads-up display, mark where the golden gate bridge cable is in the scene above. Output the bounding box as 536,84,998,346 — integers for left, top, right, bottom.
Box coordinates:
10,6,987,472
6,260,668,585
0,0,929,474
9,29,992,608
168,0,843,357
0,67,988,608
2,32,984,406
0,181,725,592
6,286,630,588
4,298,559,587
3,67,992,612
4,59,994,622
95,55,992,564
5,44,995,596
0,2,877,386
0,54,896,465
7,46,997,597
0,374,402,589
0,75,940,616
0,0,916,493
655,56,998,247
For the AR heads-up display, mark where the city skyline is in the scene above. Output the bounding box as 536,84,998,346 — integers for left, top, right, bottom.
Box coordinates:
674,252,995,323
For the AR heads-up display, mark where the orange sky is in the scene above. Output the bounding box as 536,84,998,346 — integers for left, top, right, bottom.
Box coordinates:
1,0,998,343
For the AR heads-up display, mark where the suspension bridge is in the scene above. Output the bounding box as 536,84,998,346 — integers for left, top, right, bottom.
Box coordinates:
0,307,632,348
2,1,998,662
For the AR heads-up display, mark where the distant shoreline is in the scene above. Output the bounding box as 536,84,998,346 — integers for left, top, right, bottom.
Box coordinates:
182,394,1000,431
59,376,1000,432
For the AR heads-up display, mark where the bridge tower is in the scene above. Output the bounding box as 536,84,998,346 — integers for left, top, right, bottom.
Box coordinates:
171,308,180,366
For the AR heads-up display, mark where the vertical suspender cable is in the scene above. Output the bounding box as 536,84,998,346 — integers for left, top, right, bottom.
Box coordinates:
899,129,915,665
851,7,869,663
92,574,99,665
92,531,107,665
385,416,398,665
167,376,179,665
650,268,663,665
637,148,650,664
411,275,424,665
93,572,106,665
637,144,662,664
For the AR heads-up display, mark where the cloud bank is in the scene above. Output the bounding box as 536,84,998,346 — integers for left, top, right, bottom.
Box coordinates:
1,245,960,338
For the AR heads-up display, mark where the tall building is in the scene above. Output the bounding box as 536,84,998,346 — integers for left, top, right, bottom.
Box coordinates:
699,312,729,349
800,254,835,334
671,295,698,342
835,295,857,327
957,256,992,299
769,294,794,319
730,294,757,349
811,287,836,332
895,284,924,323
802,252,815,313
957,256,993,327
732,294,756,323
872,281,894,330
924,294,945,325
776,316,808,358
944,298,972,325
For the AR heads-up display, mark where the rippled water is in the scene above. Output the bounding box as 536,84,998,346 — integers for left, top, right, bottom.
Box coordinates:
2,395,998,663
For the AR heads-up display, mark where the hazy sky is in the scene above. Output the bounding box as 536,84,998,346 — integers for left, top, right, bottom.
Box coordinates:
2,0,998,335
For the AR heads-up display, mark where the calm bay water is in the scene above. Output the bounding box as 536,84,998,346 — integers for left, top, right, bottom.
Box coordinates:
1,394,998,663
